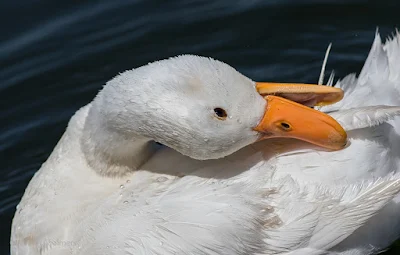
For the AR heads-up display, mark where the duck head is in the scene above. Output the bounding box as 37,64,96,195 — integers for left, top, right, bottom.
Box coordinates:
85,55,346,170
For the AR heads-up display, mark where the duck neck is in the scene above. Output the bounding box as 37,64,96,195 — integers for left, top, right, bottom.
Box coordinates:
80,104,158,177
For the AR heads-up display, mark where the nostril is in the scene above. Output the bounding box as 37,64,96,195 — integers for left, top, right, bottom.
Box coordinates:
280,122,291,130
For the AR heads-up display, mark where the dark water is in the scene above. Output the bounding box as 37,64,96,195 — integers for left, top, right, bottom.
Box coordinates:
1,0,399,254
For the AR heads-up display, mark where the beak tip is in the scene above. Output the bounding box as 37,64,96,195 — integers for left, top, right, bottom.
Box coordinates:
329,131,348,150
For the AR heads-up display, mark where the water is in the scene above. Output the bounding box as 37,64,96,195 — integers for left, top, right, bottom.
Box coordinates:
0,0,399,253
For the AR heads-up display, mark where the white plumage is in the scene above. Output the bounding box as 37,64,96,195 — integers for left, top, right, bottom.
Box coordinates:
11,31,400,255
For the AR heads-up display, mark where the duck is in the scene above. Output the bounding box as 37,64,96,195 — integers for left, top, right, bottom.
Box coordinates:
10,32,400,255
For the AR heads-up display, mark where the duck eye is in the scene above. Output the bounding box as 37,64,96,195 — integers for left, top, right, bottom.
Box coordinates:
214,107,227,120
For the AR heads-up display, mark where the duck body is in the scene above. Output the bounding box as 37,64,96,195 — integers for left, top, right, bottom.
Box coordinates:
318,32,400,254
270,32,400,254
11,33,400,255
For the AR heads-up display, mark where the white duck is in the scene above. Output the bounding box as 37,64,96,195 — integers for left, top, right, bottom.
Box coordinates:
11,32,400,255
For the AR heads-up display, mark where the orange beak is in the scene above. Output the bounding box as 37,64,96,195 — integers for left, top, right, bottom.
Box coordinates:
256,82,344,106
254,83,347,150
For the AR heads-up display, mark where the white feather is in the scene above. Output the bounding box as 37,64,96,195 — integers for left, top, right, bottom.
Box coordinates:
329,106,400,130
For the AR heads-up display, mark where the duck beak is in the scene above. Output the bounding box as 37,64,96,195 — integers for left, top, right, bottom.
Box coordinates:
254,95,347,150
256,82,344,107
254,82,347,150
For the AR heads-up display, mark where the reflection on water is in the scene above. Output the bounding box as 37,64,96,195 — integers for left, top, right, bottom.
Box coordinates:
0,0,399,253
